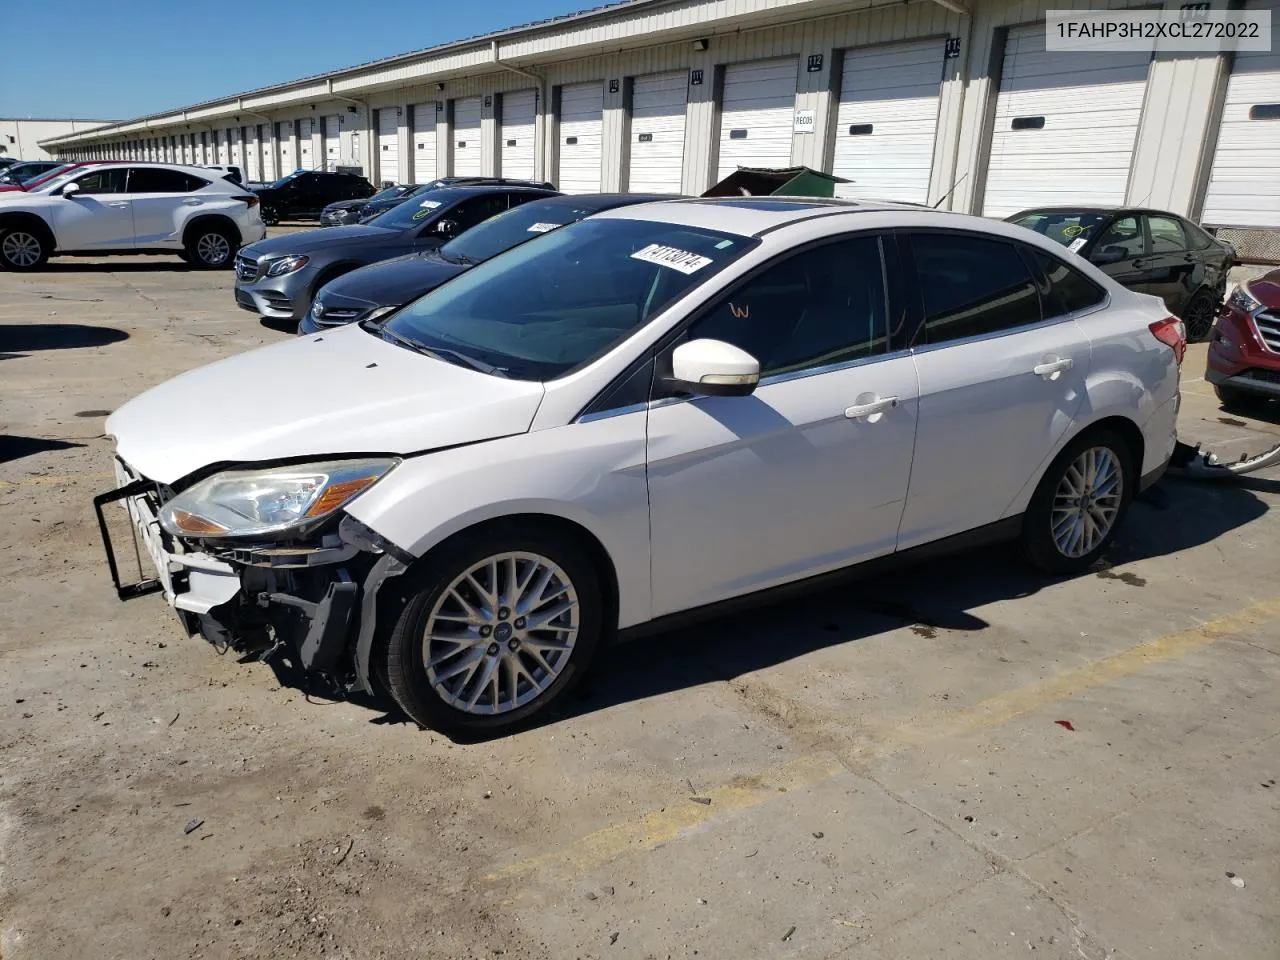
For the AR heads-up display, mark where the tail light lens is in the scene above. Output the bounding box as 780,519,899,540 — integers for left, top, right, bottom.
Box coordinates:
1149,316,1186,366
232,195,260,208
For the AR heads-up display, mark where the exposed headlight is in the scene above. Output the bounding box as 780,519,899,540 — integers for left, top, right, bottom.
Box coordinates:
159,458,398,538
264,254,310,278
363,304,397,323
1227,283,1262,314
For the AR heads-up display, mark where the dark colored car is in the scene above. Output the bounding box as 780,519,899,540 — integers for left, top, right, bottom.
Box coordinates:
0,157,18,170
1007,206,1235,342
235,183,560,322
320,184,419,227
1205,269,1280,413
253,170,375,225
300,192,678,334
0,160,65,187
354,177,558,223
0,161,99,193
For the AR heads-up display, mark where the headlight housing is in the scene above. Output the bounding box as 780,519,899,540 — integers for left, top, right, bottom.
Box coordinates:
1227,283,1261,314
264,254,310,278
159,458,398,539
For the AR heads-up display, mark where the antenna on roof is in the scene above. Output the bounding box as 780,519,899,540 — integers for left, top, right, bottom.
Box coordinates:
932,172,968,209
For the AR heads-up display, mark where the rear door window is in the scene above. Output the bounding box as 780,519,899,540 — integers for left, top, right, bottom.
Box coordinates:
1024,246,1107,319
907,232,1042,345
1146,215,1189,253
128,168,209,193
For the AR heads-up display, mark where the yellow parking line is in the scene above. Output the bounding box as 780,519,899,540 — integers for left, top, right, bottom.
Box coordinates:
487,596,1280,882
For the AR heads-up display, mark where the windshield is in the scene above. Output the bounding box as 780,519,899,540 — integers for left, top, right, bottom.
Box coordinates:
366,193,451,230
380,217,757,380
439,200,601,264
0,164,48,185
1011,211,1109,247
267,170,306,190
368,185,408,202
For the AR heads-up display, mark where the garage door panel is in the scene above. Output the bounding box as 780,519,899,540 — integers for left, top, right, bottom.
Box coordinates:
501,89,537,180
453,97,482,177
378,109,400,184
1202,2,1280,227
981,23,1151,217
412,103,437,183
833,39,943,203
558,81,604,193
629,71,686,193
717,58,797,180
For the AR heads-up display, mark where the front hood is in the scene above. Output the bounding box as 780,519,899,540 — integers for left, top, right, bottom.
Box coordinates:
106,323,545,484
321,252,467,308
1247,274,1280,310
243,224,400,257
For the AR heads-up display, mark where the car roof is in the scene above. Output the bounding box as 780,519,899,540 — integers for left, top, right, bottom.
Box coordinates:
424,184,559,200
1011,205,1187,219
589,195,947,237
528,192,681,212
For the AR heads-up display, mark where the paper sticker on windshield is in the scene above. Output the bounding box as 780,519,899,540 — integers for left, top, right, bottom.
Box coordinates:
418,199,442,209
630,243,713,274
1067,237,1087,253
527,222,561,233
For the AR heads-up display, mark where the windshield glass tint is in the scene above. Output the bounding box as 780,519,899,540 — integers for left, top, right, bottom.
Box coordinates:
268,171,305,189
1011,212,1108,247
439,201,596,263
368,185,406,202
367,193,451,230
382,217,757,380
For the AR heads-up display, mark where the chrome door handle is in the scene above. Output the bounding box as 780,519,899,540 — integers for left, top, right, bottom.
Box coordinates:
1033,357,1074,380
844,396,899,421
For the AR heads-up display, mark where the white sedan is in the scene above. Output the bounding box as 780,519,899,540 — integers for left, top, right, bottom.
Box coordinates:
98,198,1184,734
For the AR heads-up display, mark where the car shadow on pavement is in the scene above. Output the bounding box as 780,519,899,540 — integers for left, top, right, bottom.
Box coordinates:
259,317,299,334
0,323,129,359
39,261,193,273
0,436,85,465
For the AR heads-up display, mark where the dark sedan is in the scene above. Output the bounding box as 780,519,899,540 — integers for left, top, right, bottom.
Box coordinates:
354,176,557,222
0,160,65,187
235,183,560,322
1007,206,1236,342
300,192,678,334
320,184,419,227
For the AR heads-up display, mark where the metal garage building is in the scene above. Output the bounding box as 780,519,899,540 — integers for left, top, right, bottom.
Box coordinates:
44,0,1280,253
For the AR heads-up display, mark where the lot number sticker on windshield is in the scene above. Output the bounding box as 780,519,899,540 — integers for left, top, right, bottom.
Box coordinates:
419,199,443,209
527,222,561,233
630,243,713,274
1067,237,1088,253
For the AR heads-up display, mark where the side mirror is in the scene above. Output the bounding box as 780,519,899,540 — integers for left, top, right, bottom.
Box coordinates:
1091,245,1127,265
667,338,760,397
61,181,81,198
436,218,459,238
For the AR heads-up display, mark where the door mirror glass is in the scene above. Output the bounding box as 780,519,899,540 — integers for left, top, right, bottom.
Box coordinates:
61,181,81,198
668,338,760,397
1091,246,1128,265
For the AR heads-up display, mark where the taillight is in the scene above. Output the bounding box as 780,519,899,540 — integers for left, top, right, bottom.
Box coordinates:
1149,316,1186,366
232,195,260,208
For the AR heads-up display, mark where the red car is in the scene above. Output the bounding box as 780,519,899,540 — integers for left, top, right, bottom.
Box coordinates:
0,161,99,193
1206,269,1280,412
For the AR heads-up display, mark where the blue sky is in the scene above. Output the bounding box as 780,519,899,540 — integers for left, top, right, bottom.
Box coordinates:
3,0,591,120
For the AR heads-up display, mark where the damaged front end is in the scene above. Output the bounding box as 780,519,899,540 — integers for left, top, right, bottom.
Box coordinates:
94,456,409,695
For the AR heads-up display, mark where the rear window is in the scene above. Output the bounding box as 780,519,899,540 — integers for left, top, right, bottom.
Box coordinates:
1024,246,1107,318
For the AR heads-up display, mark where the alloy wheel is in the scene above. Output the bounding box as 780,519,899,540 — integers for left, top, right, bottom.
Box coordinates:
1050,446,1124,559
196,232,231,266
422,551,580,715
1183,295,1216,342
1,231,42,268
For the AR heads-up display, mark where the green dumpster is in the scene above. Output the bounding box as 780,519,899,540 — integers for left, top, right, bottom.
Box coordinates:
700,165,850,199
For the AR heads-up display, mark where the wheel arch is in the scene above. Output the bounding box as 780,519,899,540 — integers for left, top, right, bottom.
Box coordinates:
182,213,242,248
0,211,56,250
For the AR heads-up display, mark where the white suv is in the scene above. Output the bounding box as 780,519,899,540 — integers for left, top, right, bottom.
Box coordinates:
0,162,266,270
98,198,1184,735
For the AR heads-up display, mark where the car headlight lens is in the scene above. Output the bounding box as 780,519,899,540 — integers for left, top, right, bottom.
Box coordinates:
264,254,310,278
1227,283,1261,314
159,458,398,538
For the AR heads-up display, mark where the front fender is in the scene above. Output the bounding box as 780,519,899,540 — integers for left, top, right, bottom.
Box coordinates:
344,414,653,628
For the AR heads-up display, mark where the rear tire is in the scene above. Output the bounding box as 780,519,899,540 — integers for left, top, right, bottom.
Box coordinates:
261,206,280,227
0,226,50,271
379,524,604,736
185,224,236,269
1181,289,1219,343
1023,428,1134,575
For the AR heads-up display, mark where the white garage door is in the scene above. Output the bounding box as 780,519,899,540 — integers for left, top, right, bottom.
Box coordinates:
628,71,687,193
299,118,314,167
378,108,400,185
717,58,798,180
245,127,262,182
1202,1,1280,227
501,89,537,180
412,103,437,183
833,38,945,204
324,115,341,170
453,97,483,177
231,129,243,166
260,125,277,182
558,81,604,193
982,24,1151,217
277,122,294,175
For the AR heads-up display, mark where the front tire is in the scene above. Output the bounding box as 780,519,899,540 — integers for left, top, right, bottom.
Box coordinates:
1023,429,1134,574
380,525,604,736
0,226,50,271
186,225,236,269
261,206,280,227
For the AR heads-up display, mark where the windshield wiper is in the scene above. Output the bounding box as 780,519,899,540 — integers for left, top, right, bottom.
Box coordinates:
360,319,508,376
437,249,476,265
431,346,508,377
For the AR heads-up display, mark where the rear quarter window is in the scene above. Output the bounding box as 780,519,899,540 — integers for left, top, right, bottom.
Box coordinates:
1024,246,1107,318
